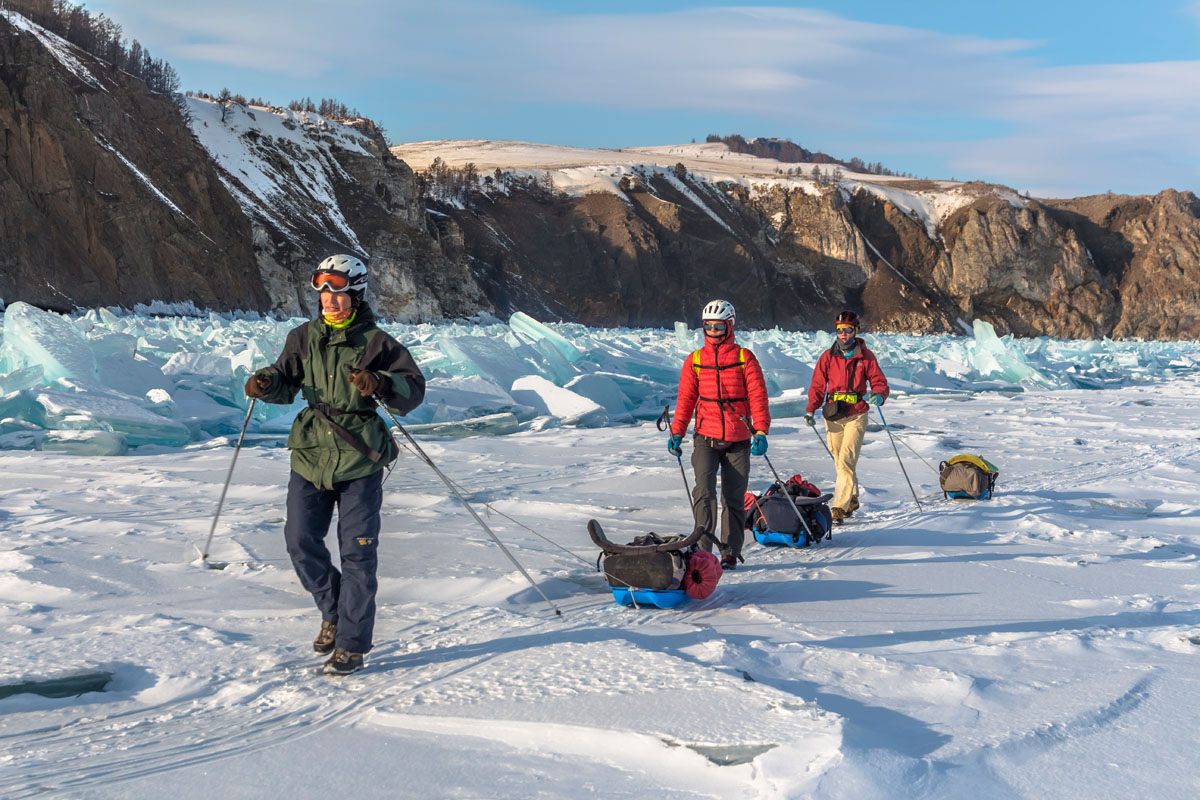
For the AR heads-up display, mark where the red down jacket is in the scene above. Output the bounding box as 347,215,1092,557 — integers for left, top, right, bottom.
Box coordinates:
805,338,889,418
671,330,770,442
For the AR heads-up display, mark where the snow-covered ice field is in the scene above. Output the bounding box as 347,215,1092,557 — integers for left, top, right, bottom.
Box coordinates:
3,374,1199,799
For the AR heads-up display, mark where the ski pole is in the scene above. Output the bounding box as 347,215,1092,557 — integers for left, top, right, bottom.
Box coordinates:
676,454,692,504
730,408,817,542
199,399,256,567
888,428,939,474
810,421,835,462
875,406,923,512
667,410,720,550
761,452,818,541
364,390,562,617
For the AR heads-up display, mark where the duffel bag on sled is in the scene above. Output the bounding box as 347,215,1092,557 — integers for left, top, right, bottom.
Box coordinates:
587,520,721,608
745,474,834,548
939,454,999,500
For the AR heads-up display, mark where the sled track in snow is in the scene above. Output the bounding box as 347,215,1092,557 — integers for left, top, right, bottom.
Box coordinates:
977,672,1158,765
0,607,526,797
0,665,370,798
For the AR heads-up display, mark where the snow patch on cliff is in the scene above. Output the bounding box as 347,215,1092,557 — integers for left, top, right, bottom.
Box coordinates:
390,139,1018,239
2,9,102,89
186,98,372,252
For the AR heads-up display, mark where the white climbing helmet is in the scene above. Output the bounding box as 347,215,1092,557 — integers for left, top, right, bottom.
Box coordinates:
701,299,735,322
310,254,368,292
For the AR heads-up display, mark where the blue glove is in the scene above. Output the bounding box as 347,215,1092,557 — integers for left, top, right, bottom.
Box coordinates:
667,434,683,456
804,413,815,427
750,432,768,456
866,393,884,406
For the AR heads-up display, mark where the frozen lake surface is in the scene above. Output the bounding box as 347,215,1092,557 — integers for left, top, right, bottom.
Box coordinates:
2,375,1199,798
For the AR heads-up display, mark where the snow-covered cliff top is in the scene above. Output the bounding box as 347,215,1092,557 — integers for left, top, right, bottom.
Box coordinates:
391,139,1026,237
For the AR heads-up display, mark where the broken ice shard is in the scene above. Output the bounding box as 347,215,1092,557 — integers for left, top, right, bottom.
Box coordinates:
1,302,97,382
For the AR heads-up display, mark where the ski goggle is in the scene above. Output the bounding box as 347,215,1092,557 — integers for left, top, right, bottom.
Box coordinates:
310,270,352,292
836,323,857,332
703,321,728,334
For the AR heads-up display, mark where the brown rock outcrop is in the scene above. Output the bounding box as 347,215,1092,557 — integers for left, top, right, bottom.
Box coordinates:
1045,190,1200,339
938,195,1119,338
0,14,269,312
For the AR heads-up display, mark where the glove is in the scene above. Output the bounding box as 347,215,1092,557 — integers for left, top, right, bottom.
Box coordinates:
348,369,382,397
244,373,272,399
667,434,683,456
804,413,815,427
866,392,884,406
750,432,768,456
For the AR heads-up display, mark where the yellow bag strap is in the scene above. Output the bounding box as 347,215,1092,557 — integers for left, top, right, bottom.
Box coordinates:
692,348,746,377
946,454,998,473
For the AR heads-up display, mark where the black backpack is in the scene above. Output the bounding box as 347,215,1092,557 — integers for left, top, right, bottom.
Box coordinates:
588,522,705,590
747,484,834,544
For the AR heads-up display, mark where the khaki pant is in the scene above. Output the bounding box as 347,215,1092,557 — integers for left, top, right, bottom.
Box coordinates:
826,411,867,510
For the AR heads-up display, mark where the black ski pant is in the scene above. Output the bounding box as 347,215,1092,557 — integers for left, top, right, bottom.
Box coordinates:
690,435,750,560
284,469,383,653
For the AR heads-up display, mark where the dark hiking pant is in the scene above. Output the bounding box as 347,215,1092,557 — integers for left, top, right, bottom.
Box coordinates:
284,469,383,653
690,436,750,559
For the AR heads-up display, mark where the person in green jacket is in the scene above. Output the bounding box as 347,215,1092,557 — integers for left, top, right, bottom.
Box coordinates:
245,254,425,675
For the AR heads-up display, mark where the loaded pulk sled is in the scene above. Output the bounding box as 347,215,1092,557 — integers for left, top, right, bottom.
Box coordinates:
745,474,834,548
723,406,834,549
588,521,722,608
939,454,999,500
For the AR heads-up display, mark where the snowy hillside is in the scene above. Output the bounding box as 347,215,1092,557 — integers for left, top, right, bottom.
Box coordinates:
391,139,1022,238
186,98,374,249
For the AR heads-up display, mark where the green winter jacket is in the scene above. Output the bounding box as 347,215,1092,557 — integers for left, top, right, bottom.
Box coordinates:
253,306,425,489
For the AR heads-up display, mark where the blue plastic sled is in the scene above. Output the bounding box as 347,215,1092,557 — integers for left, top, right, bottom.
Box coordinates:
610,587,690,608
947,488,993,500
753,530,811,548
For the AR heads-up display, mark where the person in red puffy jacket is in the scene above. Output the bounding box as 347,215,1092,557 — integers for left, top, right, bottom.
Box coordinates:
668,300,771,570
804,310,889,524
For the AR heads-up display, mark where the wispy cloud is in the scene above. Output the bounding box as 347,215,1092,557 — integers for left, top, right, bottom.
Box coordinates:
89,1,1200,196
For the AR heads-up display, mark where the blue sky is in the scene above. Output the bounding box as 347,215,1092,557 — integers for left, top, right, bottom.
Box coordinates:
89,1,1200,197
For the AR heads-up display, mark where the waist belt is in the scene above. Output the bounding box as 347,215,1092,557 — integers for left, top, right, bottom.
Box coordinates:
310,402,377,419
830,392,859,403
308,403,384,463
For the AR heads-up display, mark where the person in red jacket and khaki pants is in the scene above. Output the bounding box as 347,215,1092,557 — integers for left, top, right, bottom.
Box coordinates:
669,300,771,570
805,310,889,525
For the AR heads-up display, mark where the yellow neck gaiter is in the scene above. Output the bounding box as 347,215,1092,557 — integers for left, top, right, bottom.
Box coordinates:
323,309,356,329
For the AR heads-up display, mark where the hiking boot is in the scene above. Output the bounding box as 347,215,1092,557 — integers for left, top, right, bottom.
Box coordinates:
720,555,737,571
313,620,337,655
323,647,364,676
847,495,860,514
831,507,846,526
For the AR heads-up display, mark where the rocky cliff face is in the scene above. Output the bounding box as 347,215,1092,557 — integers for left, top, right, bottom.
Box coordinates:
189,101,487,321
0,12,268,312
1045,191,1200,339
424,161,1200,339
938,193,1119,339
0,10,484,322
445,171,816,328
